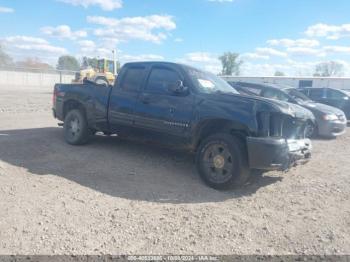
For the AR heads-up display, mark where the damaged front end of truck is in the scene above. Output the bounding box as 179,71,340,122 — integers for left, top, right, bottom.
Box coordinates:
247,100,314,171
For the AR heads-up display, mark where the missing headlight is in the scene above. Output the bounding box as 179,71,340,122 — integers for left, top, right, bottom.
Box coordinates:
257,112,306,139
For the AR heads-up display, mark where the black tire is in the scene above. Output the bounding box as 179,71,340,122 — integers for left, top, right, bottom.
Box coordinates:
305,121,317,138
196,133,250,190
63,109,91,145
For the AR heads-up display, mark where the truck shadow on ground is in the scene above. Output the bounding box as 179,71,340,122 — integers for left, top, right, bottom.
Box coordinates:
0,127,283,204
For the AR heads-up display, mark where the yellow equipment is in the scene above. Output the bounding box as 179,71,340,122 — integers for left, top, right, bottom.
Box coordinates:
74,58,116,85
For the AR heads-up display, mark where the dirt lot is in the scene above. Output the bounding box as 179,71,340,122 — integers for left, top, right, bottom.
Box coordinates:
0,85,349,255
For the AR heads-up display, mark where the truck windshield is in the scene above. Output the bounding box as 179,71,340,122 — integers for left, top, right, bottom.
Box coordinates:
187,68,239,95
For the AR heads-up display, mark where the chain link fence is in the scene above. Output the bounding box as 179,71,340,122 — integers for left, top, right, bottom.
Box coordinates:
0,66,78,87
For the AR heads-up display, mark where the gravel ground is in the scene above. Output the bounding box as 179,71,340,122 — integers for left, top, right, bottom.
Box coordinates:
0,85,349,255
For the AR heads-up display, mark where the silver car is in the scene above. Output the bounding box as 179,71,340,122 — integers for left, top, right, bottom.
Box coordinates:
230,82,347,138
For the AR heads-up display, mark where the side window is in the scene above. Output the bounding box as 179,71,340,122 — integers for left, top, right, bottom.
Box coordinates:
327,89,346,99
309,89,324,99
120,67,146,92
146,68,181,94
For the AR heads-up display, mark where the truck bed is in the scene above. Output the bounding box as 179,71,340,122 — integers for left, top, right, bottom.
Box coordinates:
53,83,112,130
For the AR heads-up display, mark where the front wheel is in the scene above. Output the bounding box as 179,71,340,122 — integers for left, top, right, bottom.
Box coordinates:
196,133,250,190
305,121,317,138
63,109,91,145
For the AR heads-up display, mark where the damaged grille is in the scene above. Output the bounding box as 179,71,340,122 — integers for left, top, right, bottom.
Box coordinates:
257,112,307,139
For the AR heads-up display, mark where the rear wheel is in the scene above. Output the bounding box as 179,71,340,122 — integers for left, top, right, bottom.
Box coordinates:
64,109,91,145
196,133,250,190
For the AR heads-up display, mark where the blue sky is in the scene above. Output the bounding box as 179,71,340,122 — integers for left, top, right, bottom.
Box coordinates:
1,0,350,75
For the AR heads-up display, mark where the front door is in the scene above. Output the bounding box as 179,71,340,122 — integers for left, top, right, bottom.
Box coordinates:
133,65,194,142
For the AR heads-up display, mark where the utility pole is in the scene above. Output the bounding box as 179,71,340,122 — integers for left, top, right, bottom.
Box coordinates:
112,49,117,76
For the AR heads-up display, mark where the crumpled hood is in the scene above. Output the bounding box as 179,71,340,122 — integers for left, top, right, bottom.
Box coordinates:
208,92,315,121
301,101,345,116
236,94,315,120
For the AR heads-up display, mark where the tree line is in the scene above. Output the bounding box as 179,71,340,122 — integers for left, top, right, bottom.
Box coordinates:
0,45,345,77
218,52,345,77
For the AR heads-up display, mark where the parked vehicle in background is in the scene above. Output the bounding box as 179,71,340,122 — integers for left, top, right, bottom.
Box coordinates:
230,82,347,138
298,87,350,121
53,62,313,190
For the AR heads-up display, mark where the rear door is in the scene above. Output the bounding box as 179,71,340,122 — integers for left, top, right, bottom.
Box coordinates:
133,65,194,137
108,64,148,131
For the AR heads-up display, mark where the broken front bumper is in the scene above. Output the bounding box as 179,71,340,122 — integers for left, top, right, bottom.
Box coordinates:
246,137,312,171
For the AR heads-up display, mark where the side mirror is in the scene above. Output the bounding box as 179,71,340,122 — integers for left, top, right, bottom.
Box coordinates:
168,80,188,94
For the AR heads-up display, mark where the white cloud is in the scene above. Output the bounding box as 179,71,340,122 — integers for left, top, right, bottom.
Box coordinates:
174,37,184,43
240,52,269,60
241,62,290,76
1,35,67,64
240,59,350,77
255,47,288,58
59,0,122,11
286,47,326,57
184,52,217,63
323,45,350,54
41,25,87,40
78,40,96,48
3,36,49,45
240,60,320,77
121,54,164,63
77,39,120,59
12,44,66,54
267,38,320,48
283,45,350,57
78,40,96,53
87,15,176,44
176,52,221,73
87,15,176,30
305,23,350,40
0,6,14,13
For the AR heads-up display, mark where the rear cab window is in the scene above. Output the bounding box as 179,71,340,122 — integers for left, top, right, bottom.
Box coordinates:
119,66,147,92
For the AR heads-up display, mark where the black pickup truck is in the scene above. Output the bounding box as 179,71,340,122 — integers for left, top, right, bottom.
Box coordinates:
53,62,313,190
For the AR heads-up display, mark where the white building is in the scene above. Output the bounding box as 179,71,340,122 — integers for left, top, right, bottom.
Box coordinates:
221,76,350,90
